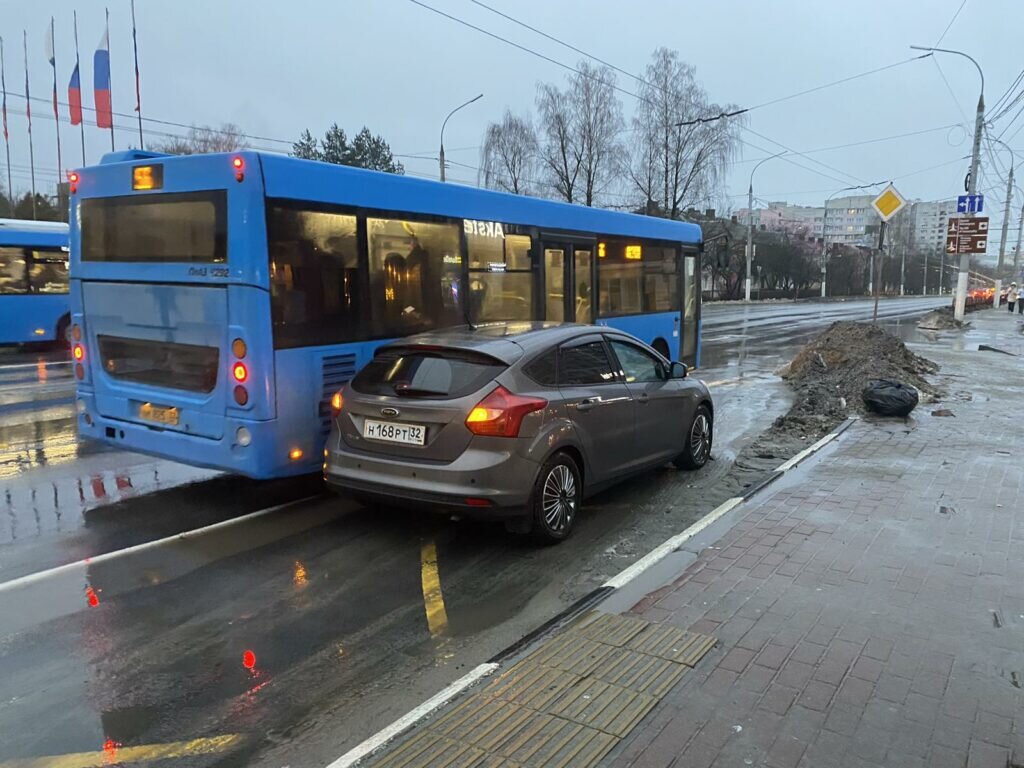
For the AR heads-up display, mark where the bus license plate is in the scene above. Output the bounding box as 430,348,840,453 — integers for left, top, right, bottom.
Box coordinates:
139,403,180,426
363,419,425,446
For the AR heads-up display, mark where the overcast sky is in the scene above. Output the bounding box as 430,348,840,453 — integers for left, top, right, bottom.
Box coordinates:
5,1,1024,251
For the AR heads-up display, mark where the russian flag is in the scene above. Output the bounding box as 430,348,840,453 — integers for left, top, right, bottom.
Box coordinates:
93,27,112,129
68,63,82,126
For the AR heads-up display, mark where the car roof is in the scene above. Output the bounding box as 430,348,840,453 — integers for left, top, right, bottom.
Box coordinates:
382,322,637,364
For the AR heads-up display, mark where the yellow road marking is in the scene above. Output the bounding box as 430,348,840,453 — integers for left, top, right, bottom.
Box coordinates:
420,540,449,637
0,734,243,768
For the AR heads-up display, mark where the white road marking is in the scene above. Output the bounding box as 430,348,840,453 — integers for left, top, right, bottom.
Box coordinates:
324,662,500,768
602,496,745,590
0,496,318,594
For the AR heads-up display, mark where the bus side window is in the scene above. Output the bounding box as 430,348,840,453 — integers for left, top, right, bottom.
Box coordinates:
0,247,28,295
366,217,462,337
27,249,70,295
267,205,360,349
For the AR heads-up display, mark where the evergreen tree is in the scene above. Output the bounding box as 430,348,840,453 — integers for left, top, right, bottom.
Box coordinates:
290,124,404,174
292,129,321,161
351,127,404,174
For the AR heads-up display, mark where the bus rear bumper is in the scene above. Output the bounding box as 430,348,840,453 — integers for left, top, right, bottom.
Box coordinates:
75,391,312,479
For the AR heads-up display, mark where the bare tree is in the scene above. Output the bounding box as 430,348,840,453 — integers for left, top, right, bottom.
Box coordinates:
152,123,248,155
629,48,743,219
536,62,625,206
479,110,539,195
573,62,624,207
536,82,580,203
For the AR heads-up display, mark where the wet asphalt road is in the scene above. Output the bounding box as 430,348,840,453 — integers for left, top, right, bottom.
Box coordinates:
0,297,948,768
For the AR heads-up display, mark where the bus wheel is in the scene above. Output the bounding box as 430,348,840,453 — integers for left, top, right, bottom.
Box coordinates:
56,314,71,347
652,338,670,359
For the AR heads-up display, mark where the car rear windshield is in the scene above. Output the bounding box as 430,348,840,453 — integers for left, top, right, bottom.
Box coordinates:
81,191,227,263
351,348,505,399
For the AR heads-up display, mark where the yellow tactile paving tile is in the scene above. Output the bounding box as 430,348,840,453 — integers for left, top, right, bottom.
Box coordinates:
571,611,649,647
626,623,717,666
546,677,657,738
366,614,717,768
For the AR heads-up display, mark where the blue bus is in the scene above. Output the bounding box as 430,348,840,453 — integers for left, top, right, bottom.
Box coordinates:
0,218,70,344
70,150,701,479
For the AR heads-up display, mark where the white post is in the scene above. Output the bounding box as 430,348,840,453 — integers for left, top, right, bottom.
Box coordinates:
993,279,1002,309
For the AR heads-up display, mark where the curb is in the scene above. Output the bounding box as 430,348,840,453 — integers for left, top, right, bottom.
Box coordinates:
330,415,857,767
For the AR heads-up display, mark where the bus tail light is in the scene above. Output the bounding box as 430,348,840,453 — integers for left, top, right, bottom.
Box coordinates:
289,448,303,461
232,362,248,383
232,338,247,358
232,156,245,182
71,324,82,342
465,386,546,438
68,171,80,193
75,363,84,380
235,427,252,447
73,343,85,361
233,385,249,406
330,391,343,414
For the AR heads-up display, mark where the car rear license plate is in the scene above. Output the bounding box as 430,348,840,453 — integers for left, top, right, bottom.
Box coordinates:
139,402,180,425
363,419,426,446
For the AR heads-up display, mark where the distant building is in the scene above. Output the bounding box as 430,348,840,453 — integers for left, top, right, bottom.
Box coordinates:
908,199,957,257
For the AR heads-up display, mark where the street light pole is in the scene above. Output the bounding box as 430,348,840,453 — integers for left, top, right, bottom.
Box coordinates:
746,152,785,302
911,46,983,321
439,93,483,182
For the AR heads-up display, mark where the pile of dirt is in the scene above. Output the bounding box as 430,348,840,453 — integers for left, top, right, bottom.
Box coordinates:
737,322,940,466
918,307,967,331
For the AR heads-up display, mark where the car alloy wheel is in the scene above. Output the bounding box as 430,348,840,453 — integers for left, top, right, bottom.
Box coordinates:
689,412,711,465
542,463,577,533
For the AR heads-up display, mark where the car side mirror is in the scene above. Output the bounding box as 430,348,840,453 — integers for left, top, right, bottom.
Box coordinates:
670,362,688,379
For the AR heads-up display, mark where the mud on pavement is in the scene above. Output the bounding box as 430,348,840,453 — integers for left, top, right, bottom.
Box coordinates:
721,321,941,496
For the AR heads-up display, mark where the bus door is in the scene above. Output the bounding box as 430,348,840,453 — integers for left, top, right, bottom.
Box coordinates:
680,249,700,368
542,238,595,324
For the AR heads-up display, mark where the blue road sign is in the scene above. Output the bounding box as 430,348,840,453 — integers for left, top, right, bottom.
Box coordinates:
957,194,984,213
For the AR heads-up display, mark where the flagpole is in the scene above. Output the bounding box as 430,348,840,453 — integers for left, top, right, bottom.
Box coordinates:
49,18,63,179
73,11,85,165
23,31,36,219
0,37,12,209
105,7,114,152
130,0,143,149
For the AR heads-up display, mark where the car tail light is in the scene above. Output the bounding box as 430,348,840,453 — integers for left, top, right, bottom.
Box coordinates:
465,385,546,438
330,390,343,414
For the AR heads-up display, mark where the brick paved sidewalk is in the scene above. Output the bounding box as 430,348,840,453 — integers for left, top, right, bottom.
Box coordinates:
608,313,1024,768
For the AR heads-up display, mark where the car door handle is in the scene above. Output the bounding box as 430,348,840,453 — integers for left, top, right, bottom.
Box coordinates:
576,396,601,412
636,393,649,404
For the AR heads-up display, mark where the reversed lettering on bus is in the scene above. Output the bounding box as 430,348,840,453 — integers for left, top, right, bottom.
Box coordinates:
463,219,505,239
189,267,208,277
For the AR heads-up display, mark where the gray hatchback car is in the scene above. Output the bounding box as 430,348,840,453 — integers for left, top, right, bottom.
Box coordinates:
324,323,713,542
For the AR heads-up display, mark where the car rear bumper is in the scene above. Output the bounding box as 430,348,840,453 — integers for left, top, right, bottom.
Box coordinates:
324,440,539,514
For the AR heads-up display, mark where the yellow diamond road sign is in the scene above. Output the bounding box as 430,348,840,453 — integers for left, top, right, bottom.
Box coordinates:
872,184,906,222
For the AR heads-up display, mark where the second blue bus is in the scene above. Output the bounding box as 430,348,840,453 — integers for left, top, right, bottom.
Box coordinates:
0,218,70,344
70,151,702,478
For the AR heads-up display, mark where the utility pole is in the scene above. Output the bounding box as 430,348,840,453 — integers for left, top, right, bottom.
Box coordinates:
922,248,928,295
1015,200,1024,270
998,164,1014,270
912,46,983,320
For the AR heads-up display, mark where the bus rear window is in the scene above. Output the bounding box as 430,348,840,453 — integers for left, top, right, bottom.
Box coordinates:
81,191,227,263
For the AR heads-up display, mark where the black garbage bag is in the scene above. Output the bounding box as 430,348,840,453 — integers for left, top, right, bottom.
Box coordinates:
861,379,919,417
